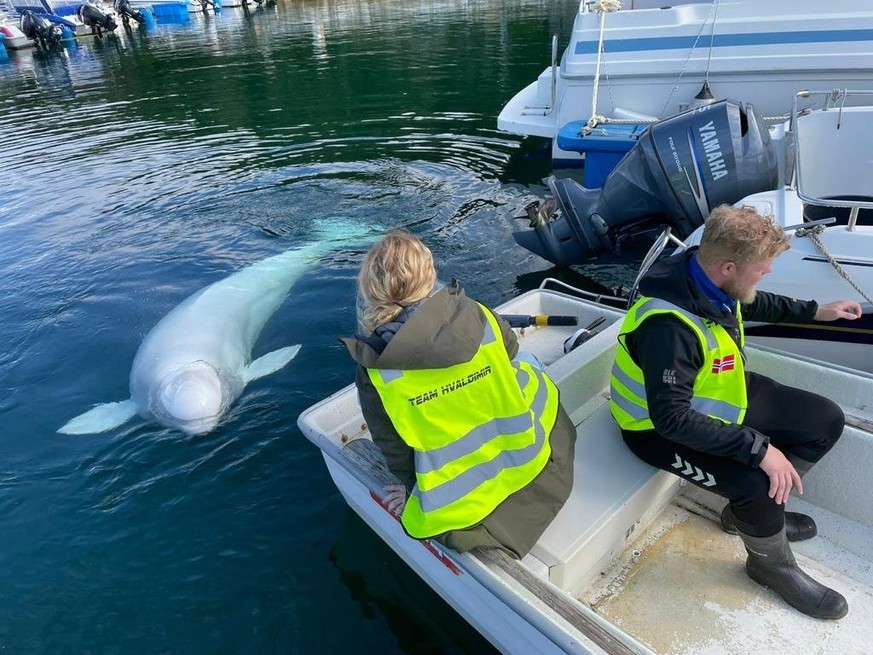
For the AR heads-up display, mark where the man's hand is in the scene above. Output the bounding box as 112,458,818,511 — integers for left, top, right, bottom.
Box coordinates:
384,484,407,515
815,300,863,321
759,445,803,505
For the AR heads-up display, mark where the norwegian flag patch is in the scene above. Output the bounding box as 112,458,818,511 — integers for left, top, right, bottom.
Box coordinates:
711,354,735,374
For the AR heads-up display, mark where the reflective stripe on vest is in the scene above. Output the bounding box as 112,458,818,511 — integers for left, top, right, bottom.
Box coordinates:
368,304,559,539
609,296,747,431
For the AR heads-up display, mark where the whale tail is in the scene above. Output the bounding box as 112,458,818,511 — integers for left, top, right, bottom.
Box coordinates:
58,399,138,435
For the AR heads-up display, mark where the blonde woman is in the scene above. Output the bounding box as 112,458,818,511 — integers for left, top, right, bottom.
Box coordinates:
342,229,576,558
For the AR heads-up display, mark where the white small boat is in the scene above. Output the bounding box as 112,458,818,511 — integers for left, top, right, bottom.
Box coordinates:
298,283,873,654
0,16,32,49
498,0,873,164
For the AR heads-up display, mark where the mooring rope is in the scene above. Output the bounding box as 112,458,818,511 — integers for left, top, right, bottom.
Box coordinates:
794,223,873,305
586,0,623,131
657,0,720,117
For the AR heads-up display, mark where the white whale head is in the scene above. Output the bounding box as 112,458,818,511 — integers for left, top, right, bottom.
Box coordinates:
153,361,227,435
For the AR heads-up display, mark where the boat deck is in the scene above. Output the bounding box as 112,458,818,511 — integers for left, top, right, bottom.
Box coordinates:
578,487,873,655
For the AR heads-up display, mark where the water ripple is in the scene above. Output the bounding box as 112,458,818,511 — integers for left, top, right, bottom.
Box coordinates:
0,0,582,652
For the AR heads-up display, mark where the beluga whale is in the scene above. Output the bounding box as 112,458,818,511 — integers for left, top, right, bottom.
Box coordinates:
59,219,375,436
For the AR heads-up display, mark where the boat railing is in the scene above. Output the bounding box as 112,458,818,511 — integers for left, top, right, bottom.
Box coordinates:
521,34,558,117
537,276,627,308
626,227,687,307
792,89,873,231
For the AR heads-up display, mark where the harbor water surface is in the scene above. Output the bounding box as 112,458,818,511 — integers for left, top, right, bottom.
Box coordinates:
0,1,632,652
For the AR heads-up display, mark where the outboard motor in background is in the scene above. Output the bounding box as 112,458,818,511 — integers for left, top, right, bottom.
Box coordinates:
514,100,779,267
19,10,63,48
77,2,118,36
114,0,153,28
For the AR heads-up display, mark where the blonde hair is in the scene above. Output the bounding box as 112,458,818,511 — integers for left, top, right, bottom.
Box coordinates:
357,229,437,333
697,205,790,267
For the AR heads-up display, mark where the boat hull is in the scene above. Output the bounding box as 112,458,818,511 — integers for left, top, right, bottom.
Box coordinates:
0,23,34,49
324,456,594,655
498,0,873,164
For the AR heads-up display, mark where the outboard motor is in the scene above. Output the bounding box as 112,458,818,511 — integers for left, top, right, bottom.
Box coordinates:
514,100,779,267
113,0,146,25
20,10,63,48
77,2,118,36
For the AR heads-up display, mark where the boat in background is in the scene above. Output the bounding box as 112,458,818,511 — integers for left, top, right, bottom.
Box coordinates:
498,0,873,165
7,0,112,37
126,0,246,14
298,283,873,654
0,10,33,48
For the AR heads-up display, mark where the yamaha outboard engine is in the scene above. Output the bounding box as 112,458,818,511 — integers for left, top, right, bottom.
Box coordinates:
514,100,779,267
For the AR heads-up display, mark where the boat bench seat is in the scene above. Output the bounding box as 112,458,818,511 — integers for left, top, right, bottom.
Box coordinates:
529,343,679,593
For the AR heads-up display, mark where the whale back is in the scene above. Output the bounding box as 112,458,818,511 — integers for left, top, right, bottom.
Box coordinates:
179,219,375,346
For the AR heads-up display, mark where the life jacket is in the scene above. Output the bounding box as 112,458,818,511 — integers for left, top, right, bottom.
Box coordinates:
368,305,559,538
610,297,746,431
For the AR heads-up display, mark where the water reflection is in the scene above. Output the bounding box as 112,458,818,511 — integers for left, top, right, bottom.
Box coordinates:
329,510,499,654
0,1,590,653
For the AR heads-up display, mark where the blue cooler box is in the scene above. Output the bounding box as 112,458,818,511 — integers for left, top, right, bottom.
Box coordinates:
557,120,647,188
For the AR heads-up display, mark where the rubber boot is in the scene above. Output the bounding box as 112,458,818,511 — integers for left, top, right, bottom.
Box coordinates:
738,527,848,619
721,504,817,541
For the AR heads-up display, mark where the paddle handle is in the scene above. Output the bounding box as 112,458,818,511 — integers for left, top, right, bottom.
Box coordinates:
500,314,579,328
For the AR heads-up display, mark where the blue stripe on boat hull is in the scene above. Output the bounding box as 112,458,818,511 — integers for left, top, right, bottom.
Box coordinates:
575,30,873,55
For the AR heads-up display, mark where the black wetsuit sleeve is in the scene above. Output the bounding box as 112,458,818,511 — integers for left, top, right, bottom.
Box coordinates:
628,315,769,467
742,290,818,324
355,366,416,490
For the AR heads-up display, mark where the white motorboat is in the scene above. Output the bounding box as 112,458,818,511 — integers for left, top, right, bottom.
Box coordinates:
0,15,32,48
498,0,873,164
298,283,873,654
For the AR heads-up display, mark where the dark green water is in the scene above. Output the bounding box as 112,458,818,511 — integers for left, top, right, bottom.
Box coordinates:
0,2,625,652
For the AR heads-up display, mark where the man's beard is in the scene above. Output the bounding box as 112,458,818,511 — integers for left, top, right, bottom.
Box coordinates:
723,280,757,305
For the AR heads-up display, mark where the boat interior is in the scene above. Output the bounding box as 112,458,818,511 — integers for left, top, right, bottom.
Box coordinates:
519,291,873,654
300,285,873,654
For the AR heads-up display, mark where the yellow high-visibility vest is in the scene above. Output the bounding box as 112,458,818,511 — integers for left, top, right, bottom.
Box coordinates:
610,297,747,431
368,305,559,539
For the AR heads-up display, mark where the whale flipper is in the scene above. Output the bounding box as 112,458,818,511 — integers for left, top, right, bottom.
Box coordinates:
242,345,301,384
58,399,138,435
